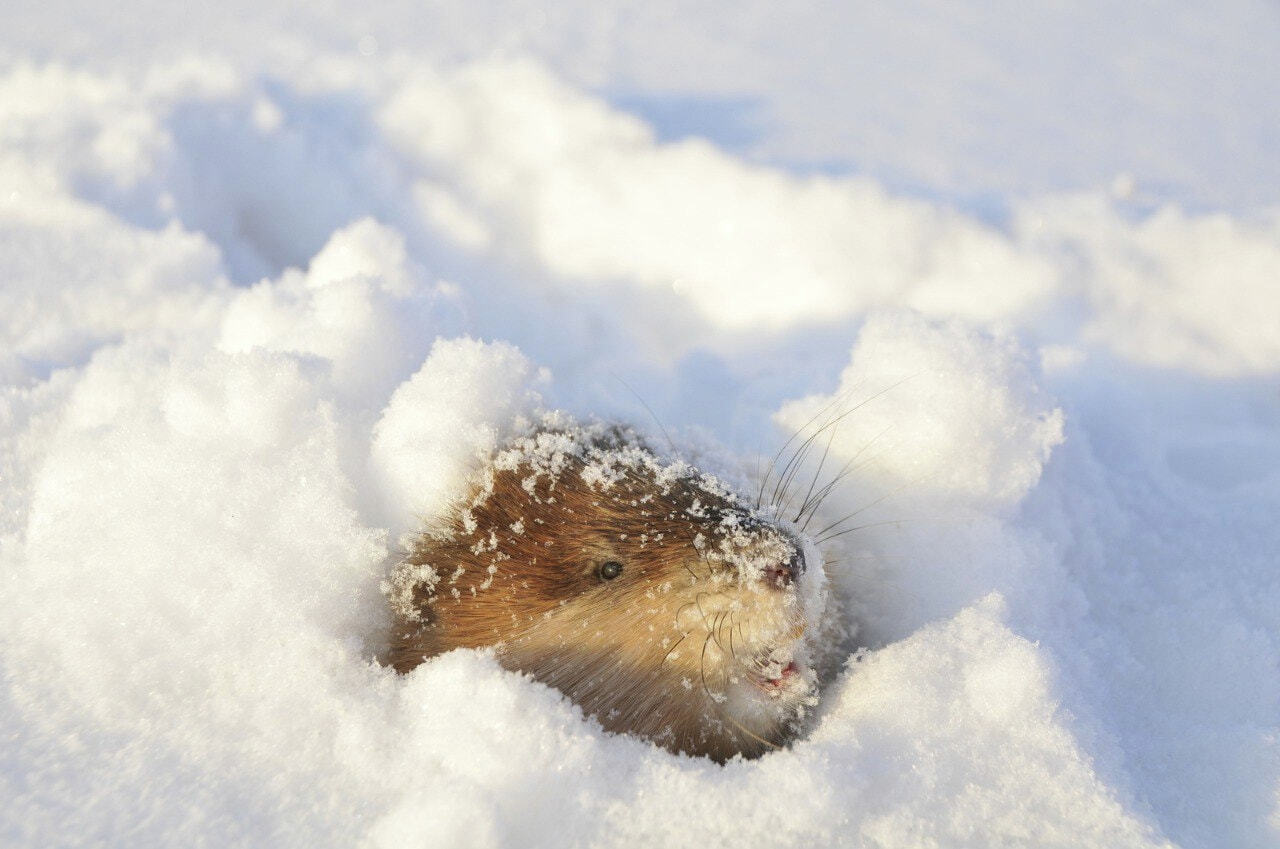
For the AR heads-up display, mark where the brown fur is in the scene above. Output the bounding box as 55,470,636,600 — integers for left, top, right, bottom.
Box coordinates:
384,426,817,761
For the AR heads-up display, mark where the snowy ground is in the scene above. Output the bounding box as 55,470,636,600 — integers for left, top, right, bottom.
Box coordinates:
2,3,1279,847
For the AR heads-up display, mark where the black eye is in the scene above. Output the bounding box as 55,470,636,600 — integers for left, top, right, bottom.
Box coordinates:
599,560,624,580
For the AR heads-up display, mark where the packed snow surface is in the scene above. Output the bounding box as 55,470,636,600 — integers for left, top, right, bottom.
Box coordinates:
2,4,1279,848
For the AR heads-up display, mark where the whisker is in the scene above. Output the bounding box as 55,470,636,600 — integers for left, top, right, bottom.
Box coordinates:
765,376,913,513
797,424,894,529
821,551,915,565
699,630,717,699
792,419,840,523
695,623,785,755
757,384,857,509
673,600,701,628
709,610,729,655
727,615,740,669
817,518,908,543
660,631,690,666
772,429,822,516
770,402,848,509
612,373,676,454
810,481,911,539
694,592,715,633
719,611,746,677
719,712,784,753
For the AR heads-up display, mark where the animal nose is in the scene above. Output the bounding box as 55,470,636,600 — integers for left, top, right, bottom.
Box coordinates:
765,551,804,587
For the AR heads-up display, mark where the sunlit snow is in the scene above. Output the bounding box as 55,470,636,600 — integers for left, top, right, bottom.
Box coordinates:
2,4,1278,848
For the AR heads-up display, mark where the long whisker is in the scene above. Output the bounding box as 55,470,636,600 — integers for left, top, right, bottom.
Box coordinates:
765,376,914,513
817,518,908,543
792,418,840,523
770,401,848,508
772,428,822,515
756,385,857,509
797,424,894,529
810,482,909,539
612,373,676,454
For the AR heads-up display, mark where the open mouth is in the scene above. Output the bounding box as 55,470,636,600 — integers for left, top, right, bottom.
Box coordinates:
762,660,799,688
750,647,805,695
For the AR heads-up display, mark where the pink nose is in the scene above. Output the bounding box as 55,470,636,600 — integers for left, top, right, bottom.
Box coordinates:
765,552,804,587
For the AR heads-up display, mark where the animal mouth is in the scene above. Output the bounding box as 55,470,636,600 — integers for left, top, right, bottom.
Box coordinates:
734,615,810,696
762,661,799,688
749,648,805,696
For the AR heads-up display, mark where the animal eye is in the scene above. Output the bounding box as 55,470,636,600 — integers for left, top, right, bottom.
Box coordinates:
599,560,624,580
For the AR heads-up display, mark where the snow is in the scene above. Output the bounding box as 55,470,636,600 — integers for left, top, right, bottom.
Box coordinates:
372,336,545,534
2,4,1278,847
776,312,1067,511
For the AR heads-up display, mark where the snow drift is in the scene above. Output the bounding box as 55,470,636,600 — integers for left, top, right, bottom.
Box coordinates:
2,10,1278,848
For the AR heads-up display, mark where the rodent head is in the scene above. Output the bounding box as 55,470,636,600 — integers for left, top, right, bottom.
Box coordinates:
384,424,825,761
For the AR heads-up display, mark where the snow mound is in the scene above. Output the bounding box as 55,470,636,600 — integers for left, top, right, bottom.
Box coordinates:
777,311,1065,512
218,218,458,408
371,337,546,534
0,23,1277,849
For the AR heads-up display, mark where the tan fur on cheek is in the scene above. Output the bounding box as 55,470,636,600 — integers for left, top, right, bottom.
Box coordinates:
494,590,791,761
